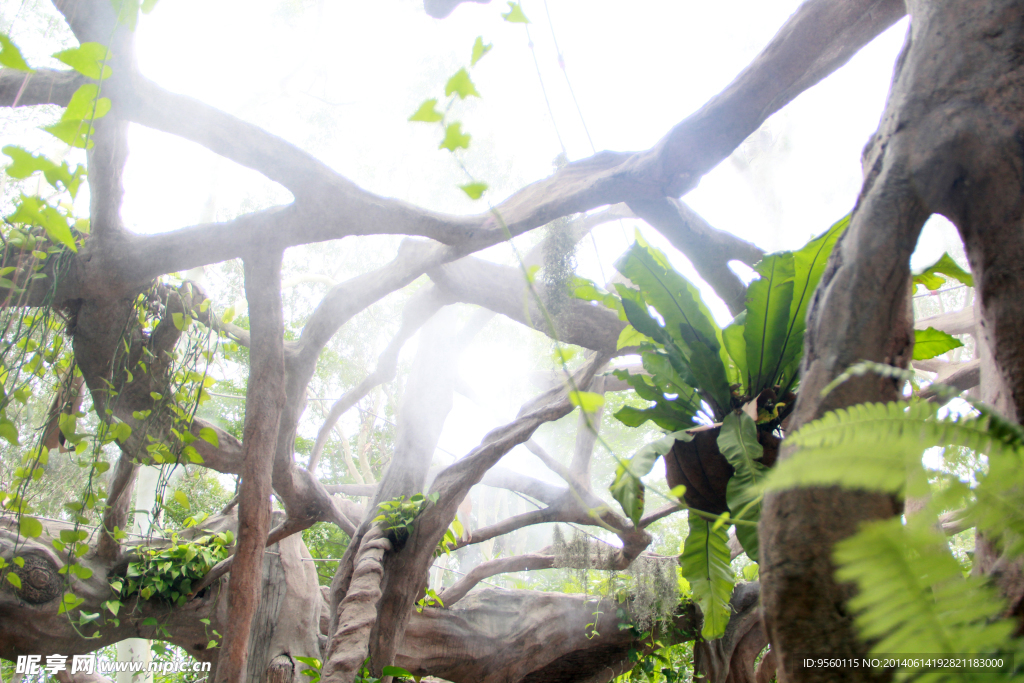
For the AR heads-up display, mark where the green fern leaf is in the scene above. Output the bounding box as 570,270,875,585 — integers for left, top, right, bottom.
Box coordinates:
835,518,1012,667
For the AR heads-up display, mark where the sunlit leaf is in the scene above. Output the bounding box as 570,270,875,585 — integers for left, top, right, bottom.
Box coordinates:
19,516,42,538
53,43,113,80
913,252,973,291
501,1,529,23
459,181,488,199
913,326,963,361
471,36,492,65
444,68,480,99
409,98,444,123
439,122,471,151
3,145,56,179
0,34,32,72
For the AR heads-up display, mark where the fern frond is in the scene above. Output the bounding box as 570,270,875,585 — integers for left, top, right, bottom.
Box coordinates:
835,518,1013,677
769,402,1024,496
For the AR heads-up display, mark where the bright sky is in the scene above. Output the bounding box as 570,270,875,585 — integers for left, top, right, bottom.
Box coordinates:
2,0,968,501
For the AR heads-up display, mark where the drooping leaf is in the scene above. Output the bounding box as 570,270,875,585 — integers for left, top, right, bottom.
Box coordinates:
409,98,444,123
501,1,530,23
471,36,492,65
53,43,113,80
913,326,964,361
439,122,471,151
43,162,87,199
610,431,691,526
444,68,480,99
743,252,794,395
679,518,734,639
3,146,56,179
717,412,767,561
459,181,488,200
776,215,849,387
0,34,32,72
913,252,974,291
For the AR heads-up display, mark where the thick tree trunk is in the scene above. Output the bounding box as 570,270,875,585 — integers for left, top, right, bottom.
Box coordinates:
762,1,1024,680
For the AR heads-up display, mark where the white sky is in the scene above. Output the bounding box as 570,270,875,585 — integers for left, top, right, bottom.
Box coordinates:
2,1,969,503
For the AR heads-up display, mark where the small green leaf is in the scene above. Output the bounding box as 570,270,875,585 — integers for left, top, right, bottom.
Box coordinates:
913,327,964,361
53,43,113,80
0,34,32,72
173,490,190,510
409,98,444,123
459,181,488,199
569,390,604,413
471,36,492,65
19,516,42,538
444,68,480,99
6,572,21,589
172,312,184,330
141,0,159,13
610,431,692,525
222,304,236,324
439,122,471,152
501,1,529,23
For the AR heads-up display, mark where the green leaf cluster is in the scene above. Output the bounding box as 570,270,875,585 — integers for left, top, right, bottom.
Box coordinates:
373,492,439,547
116,531,233,607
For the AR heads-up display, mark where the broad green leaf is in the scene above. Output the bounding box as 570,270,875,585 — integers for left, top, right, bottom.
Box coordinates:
913,252,973,291
6,572,21,589
43,162,87,199
3,146,56,179
20,516,43,538
501,2,529,22
62,84,111,121
569,390,604,413
615,238,730,413
444,68,480,99
53,43,113,80
616,324,645,350
743,252,794,395
776,215,848,387
173,490,190,510
913,326,964,361
614,403,694,431
717,412,767,561
0,34,31,72
439,122,471,151
722,312,747,393
382,667,415,679
471,36,492,65
42,119,96,149
610,431,691,525
0,418,18,445
459,181,488,200
679,518,734,639
199,427,219,447
409,98,444,123
8,195,78,251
